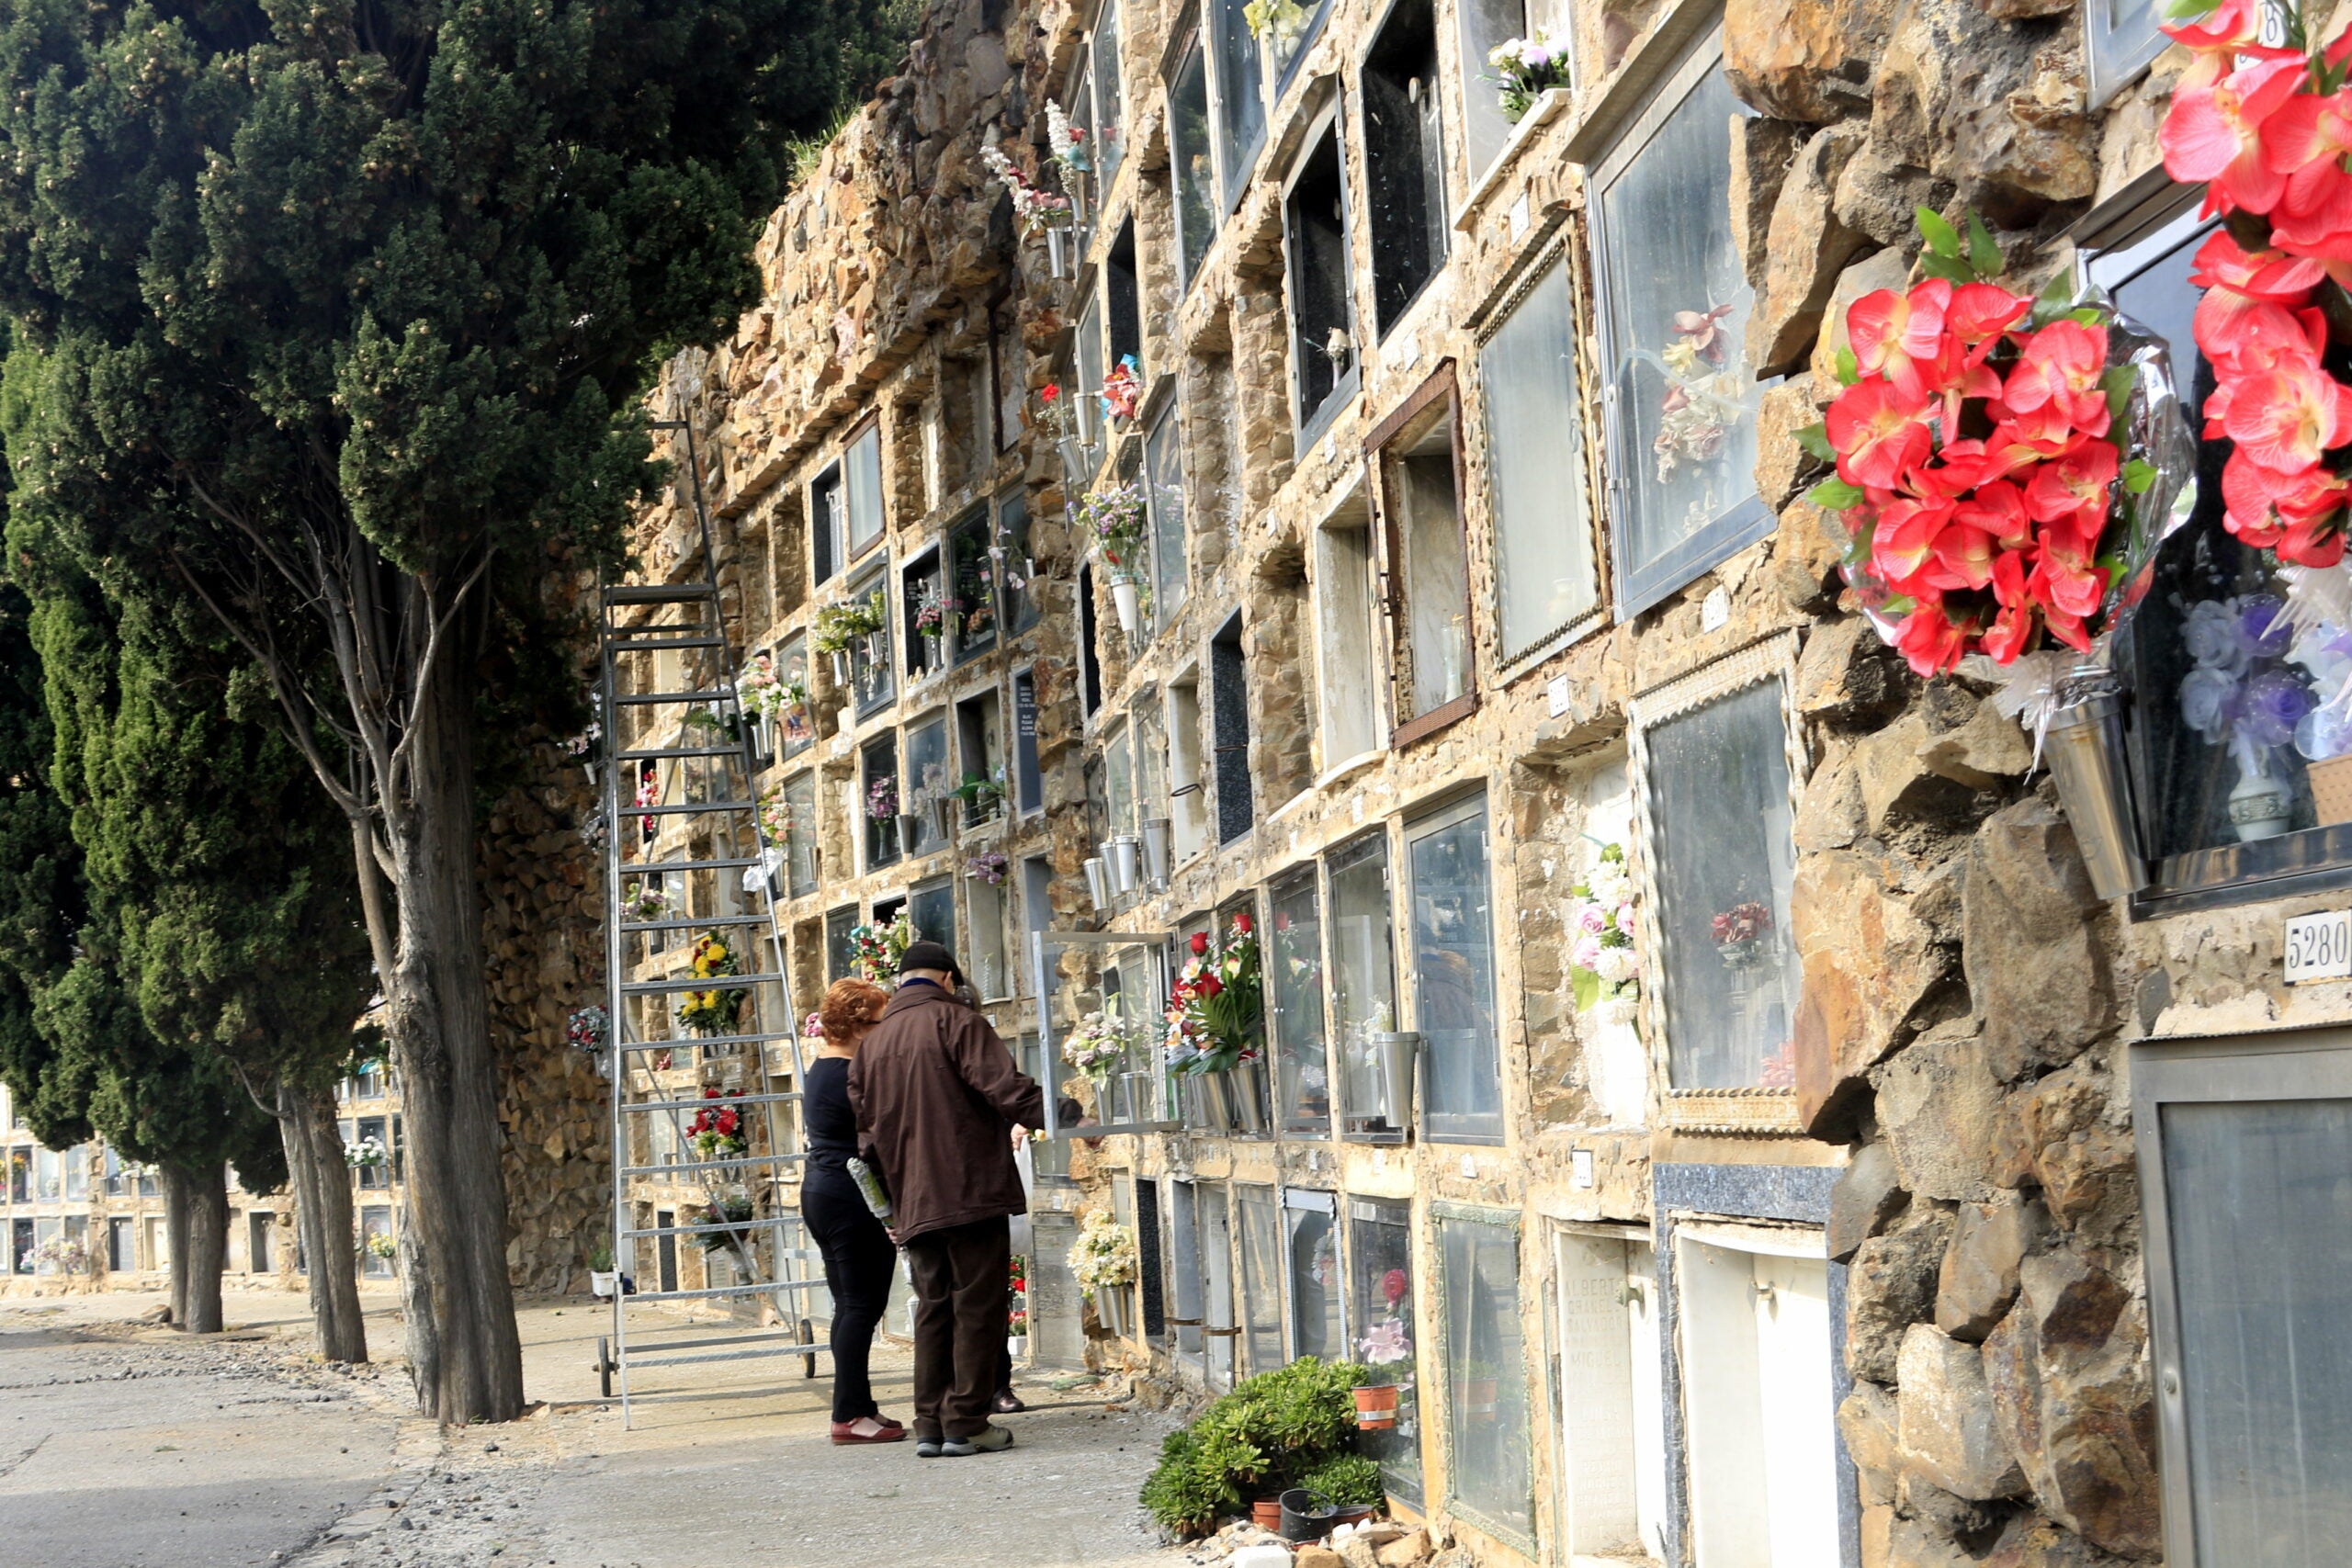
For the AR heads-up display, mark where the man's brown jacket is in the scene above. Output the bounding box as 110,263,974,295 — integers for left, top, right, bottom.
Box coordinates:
847,982,1046,1242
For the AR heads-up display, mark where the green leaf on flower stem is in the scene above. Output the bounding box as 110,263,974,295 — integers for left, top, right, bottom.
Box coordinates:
1571,966,1602,1013
2160,0,2222,19
1879,592,1917,615
1835,345,1860,385
2029,268,2077,328
2067,307,2107,327
2103,365,2137,423
2123,457,2158,495
1796,422,1837,461
1966,212,2005,279
1917,250,1975,285
1916,206,1963,260
1807,476,1867,510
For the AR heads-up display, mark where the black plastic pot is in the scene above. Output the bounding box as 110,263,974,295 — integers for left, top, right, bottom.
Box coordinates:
1278,1487,1336,1542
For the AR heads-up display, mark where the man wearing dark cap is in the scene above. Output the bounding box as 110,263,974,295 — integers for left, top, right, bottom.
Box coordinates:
848,940,1047,1456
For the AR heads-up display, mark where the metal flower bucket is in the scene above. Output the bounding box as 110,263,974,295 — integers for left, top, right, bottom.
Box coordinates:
2042,667,2146,902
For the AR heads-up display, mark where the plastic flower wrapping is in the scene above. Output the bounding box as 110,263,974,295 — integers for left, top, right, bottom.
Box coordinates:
1100,355,1144,425
1071,1209,1138,1294
1163,913,1264,1075
566,1005,609,1053
1811,209,2196,678
1566,840,1641,1022
688,1089,750,1161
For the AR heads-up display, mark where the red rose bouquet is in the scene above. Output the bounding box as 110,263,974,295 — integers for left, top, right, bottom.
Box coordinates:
1163,913,1263,1075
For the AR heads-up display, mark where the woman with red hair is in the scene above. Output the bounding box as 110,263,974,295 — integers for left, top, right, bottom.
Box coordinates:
801,976,901,1443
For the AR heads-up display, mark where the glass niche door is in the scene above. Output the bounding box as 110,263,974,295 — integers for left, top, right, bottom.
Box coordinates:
1033,929,1182,1134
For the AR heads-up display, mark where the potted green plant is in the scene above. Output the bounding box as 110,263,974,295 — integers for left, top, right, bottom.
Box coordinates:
1138,1358,1376,1540
589,1242,617,1298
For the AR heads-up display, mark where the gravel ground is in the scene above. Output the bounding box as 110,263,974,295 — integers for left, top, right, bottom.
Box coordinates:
0,1291,1175,1568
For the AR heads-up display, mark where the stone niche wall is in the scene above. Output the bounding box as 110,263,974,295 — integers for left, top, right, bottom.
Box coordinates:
1719,0,2178,1558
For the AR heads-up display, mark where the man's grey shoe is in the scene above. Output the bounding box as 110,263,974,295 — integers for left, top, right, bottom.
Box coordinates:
914,1437,944,1458
940,1425,1015,1456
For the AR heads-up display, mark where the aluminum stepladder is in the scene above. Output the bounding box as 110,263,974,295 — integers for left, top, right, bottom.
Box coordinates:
595,405,831,1428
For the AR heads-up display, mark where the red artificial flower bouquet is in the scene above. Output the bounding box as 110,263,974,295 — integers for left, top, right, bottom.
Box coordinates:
1806,210,2193,677
2159,0,2352,570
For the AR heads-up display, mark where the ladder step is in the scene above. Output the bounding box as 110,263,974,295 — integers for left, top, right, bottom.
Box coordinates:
616,1031,798,1053
621,914,775,934
622,974,788,997
623,1090,803,1113
615,689,736,706
616,1327,831,1356
637,799,757,817
616,745,750,761
621,855,767,874
605,583,716,604
624,1215,798,1239
622,1341,836,1371
606,635,725,651
618,1280,826,1304
621,1151,808,1178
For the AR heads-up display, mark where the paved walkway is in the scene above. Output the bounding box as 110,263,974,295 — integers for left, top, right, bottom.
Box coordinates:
0,1287,1171,1568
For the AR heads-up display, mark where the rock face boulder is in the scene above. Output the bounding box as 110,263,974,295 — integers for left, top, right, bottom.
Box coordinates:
1871,0,2098,225
1963,797,2111,1081
1936,1195,2047,1341
1983,1252,2162,1559
1793,851,1955,1134
1751,124,1876,376
1898,1323,2029,1499
1724,0,1899,121
1829,1137,1908,1262
1872,1028,2003,1202
1848,1210,1953,1382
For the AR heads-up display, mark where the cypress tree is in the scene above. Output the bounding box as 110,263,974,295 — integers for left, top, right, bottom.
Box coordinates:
0,0,899,1418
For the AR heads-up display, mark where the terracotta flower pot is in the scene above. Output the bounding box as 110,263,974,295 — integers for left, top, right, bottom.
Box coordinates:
1353,1382,1399,1429
1250,1498,1284,1532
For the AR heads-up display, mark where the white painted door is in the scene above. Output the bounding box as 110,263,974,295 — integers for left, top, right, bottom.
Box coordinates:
1753,1254,1838,1567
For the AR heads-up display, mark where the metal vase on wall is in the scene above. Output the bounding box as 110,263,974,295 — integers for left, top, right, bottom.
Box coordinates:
1105,834,1141,896
1083,856,1110,910
1195,1067,1238,1132
925,793,957,841
829,649,853,686
1229,1058,1269,1134
896,811,923,851
2042,666,2147,901
1140,818,1171,887
1368,1031,1420,1132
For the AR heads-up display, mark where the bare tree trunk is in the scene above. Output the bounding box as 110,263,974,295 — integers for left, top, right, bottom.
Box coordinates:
180,1164,228,1334
378,623,524,1423
279,1081,367,1362
163,1168,190,1326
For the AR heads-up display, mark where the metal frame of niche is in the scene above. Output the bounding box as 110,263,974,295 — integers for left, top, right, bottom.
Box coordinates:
2130,1025,2352,1568
1649,1162,1858,1568
1429,1198,1538,1555
1032,927,1184,1136
1624,627,1807,1135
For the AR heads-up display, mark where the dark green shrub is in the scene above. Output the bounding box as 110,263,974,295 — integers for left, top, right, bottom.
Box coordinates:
1139,1358,1374,1538
1291,1452,1385,1509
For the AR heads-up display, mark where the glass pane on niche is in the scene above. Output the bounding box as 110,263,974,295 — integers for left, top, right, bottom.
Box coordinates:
1440,1212,1532,1536
1238,1187,1285,1375
1170,48,1216,288
1270,871,1331,1134
1482,255,1596,655
1644,679,1796,1089
2109,225,2336,863
1330,835,1402,1137
1598,58,1761,604
1286,1201,1343,1361
1408,803,1500,1140
2162,1096,2352,1563
1349,1200,1422,1503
